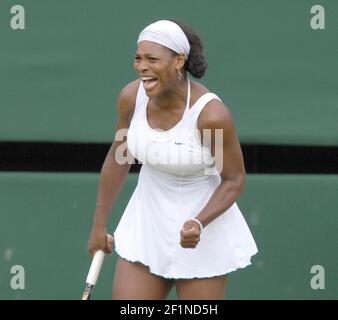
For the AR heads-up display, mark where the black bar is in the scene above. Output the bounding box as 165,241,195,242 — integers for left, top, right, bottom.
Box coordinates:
0,142,337,174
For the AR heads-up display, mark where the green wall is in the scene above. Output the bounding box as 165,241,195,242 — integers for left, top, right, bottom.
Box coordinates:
0,0,337,300
0,173,337,299
1,0,337,144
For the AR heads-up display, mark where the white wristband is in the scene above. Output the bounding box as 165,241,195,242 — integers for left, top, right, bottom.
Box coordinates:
189,218,204,232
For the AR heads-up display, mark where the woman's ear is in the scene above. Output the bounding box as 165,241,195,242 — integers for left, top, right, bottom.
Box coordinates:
175,53,186,70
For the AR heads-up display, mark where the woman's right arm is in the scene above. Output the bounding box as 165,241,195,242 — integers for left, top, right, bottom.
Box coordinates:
88,80,139,256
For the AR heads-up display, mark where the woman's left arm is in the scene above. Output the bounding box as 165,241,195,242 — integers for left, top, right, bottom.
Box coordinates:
180,99,246,248
195,99,246,228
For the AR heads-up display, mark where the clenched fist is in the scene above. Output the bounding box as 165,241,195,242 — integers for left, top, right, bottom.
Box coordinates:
180,219,202,248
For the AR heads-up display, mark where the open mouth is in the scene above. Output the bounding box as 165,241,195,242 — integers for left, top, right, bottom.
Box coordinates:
141,76,158,90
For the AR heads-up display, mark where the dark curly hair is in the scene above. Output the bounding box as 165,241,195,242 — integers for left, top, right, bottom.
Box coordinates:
169,19,208,79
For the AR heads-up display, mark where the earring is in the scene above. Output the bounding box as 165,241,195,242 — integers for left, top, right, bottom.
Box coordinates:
176,68,183,81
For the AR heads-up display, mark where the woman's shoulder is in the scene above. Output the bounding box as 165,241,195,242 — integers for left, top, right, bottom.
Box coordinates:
116,79,141,122
117,79,141,107
191,81,226,114
190,80,209,104
192,81,233,131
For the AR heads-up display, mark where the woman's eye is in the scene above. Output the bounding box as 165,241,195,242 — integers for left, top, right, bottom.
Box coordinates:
149,57,157,62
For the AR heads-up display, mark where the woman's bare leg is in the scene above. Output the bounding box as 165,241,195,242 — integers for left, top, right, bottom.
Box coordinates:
112,257,174,300
175,275,227,300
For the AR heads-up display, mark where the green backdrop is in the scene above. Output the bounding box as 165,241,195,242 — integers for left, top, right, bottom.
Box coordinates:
0,0,337,144
0,173,337,299
0,0,337,301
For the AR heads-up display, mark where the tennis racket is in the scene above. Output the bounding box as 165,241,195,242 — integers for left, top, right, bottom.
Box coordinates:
81,234,112,300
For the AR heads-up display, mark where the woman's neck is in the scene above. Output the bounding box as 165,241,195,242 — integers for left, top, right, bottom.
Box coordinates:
153,78,189,110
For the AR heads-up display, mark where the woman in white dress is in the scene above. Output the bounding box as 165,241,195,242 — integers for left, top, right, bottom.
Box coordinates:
88,19,257,300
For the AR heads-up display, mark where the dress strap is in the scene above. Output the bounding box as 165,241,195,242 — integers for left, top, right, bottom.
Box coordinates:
135,81,148,111
189,92,222,121
130,80,149,123
185,78,191,112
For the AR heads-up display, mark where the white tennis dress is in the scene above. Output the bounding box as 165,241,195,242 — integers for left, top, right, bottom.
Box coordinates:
114,79,258,279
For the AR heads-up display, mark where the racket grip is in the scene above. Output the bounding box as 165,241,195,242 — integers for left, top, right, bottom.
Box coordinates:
86,250,105,286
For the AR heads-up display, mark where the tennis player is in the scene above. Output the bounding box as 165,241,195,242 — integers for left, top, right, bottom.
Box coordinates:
88,19,258,300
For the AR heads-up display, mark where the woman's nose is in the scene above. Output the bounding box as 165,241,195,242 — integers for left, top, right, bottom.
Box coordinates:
135,60,149,73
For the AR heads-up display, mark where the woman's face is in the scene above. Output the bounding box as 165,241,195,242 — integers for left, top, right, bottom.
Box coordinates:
134,41,184,97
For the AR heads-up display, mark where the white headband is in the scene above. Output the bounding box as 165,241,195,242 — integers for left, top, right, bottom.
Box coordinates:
137,20,190,60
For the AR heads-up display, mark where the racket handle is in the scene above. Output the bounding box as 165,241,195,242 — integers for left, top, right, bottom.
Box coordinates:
86,250,105,286
82,234,112,300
